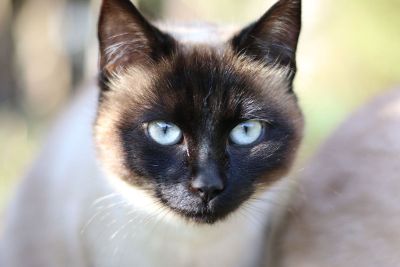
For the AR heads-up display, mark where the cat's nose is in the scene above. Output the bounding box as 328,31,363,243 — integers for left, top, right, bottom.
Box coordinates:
191,173,224,202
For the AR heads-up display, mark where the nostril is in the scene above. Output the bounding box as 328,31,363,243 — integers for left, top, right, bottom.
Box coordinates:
196,187,206,199
207,187,223,201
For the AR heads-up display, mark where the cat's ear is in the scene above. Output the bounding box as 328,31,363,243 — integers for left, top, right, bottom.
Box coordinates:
98,0,176,76
230,0,301,70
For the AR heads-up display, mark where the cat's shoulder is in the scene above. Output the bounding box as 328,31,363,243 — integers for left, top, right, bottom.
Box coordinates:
278,87,400,267
0,83,101,266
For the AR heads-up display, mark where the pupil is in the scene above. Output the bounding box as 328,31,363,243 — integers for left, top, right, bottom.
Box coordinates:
162,125,169,135
243,125,249,134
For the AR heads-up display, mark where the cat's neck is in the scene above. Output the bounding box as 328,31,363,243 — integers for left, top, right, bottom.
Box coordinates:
82,166,292,267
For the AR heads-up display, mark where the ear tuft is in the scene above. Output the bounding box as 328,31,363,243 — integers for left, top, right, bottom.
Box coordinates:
231,0,301,74
98,0,176,77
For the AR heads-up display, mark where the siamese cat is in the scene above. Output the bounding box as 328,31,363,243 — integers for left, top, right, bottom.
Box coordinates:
0,0,303,266
277,87,400,267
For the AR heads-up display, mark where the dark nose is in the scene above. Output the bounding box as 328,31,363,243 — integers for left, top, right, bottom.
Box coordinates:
191,172,224,202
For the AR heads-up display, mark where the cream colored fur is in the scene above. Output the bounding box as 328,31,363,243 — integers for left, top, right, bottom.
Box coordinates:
278,88,400,267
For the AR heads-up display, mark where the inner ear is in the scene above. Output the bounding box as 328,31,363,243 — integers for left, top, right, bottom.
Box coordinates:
98,0,176,77
230,0,301,71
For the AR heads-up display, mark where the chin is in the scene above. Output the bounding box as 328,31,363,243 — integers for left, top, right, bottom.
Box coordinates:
170,206,226,224
161,194,247,225
187,212,223,224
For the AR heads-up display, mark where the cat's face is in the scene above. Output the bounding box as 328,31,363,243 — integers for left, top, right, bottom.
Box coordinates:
95,0,303,224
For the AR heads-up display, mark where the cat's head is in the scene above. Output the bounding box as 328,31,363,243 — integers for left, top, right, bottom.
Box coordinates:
95,0,303,224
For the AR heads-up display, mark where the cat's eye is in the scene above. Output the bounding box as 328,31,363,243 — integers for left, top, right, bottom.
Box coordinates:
229,120,263,146
147,121,182,145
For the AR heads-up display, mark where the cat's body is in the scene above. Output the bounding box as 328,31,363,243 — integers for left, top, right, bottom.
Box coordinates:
278,87,400,267
1,1,304,266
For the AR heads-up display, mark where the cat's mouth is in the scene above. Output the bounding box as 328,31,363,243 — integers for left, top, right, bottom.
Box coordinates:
169,204,223,224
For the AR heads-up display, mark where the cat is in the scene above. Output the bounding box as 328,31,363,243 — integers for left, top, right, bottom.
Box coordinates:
276,87,400,267
0,0,303,266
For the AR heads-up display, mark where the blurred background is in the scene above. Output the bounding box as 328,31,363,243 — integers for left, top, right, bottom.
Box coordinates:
0,0,399,215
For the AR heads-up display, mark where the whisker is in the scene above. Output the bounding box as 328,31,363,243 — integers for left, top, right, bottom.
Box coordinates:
91,193,120,207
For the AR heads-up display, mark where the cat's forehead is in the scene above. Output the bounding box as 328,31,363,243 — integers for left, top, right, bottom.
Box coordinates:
105,46,293,114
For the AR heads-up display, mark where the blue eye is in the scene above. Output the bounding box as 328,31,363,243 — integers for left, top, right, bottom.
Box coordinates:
229,120,263,145
147,121,182,145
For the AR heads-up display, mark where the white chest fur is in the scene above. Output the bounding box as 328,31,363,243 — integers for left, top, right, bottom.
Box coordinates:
81,179,281,267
